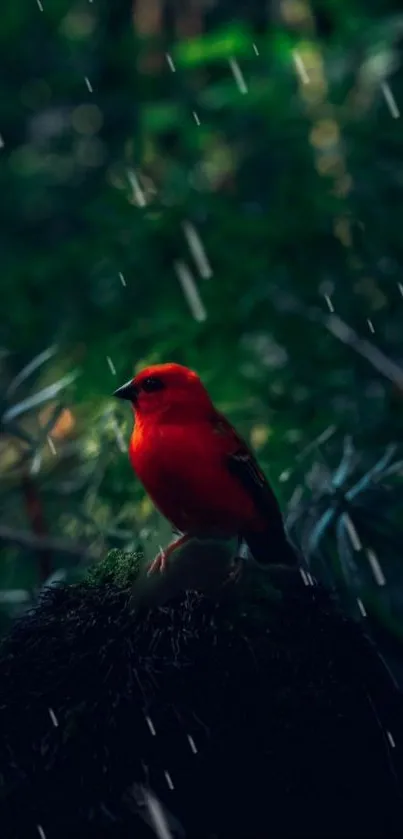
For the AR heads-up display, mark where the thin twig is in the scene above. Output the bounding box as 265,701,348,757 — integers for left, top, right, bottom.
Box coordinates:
21,472,52,582
270,285,403,390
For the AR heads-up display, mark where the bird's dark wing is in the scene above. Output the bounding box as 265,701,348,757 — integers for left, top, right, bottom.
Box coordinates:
211,413,282,521
211,412,298,566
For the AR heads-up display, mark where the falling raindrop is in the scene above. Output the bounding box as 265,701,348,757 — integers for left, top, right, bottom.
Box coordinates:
119,272,126,287
367,319,375,333
37,827,47,839
342,514,362,551
166,54,176,73
128,170,146,207
145,715,156,736
357,598,367,617
84,77,93,93
324,294,334,313
144,789,174,839
30,452,42,476
187,734,198,754
293,51,310,85
386,731,396,748
381,82,400,119
229,58,248,94
48,707,59,727
192,111,201,126
47,436,56,455
366,548,386,586
164,770,174,790
300,568,309,586
253,43,259,56
182,221,212,279
106,356,116,376
174,260,207,322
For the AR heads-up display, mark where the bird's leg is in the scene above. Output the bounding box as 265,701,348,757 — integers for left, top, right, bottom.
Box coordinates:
147,533,191,576
147,547,167,576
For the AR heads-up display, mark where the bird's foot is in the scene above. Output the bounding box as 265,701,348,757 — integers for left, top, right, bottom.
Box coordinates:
147,533,191,577
147,546,168,576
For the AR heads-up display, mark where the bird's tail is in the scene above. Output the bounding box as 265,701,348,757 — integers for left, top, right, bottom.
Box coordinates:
244,526,300,567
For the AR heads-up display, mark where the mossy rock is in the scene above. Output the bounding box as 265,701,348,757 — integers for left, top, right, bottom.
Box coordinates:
0,540,402,838
86,547,143,588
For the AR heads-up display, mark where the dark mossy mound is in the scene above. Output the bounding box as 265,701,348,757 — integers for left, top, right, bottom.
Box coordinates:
0,549,402,839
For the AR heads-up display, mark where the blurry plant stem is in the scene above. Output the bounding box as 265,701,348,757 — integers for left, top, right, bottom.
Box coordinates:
0,524,96,564
21,472,52,582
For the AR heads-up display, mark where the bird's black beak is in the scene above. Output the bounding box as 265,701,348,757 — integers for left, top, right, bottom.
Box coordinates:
113,380,138,402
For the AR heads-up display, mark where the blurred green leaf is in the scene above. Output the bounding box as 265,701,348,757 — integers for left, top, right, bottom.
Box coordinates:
174,23,253,67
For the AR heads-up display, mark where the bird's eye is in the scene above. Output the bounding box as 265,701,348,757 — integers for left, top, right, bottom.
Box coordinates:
141,376,165,393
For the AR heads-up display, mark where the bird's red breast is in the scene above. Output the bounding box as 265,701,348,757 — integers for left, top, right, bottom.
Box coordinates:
130,410,269,537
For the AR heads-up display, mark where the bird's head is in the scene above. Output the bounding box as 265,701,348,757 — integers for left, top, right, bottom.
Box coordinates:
113,363,212,420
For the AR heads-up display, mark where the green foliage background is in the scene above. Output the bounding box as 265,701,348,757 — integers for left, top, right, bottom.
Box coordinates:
1,0,403,645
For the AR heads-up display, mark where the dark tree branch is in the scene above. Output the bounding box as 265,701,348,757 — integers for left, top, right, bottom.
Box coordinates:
0,525,96,564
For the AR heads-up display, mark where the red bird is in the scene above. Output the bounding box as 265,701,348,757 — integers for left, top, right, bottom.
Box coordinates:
114,363,298,574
